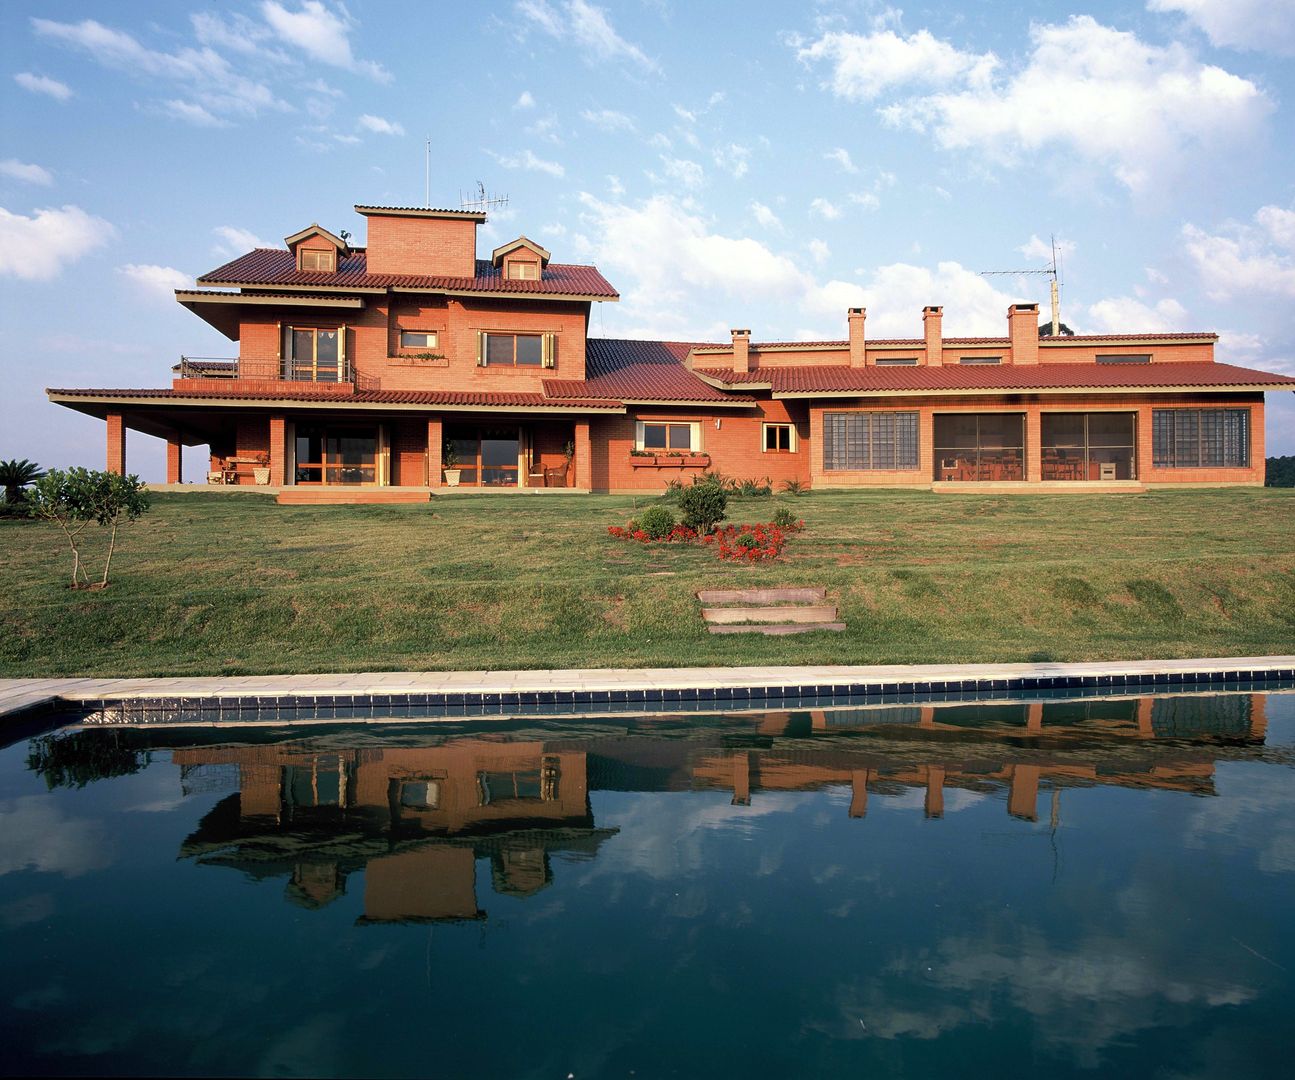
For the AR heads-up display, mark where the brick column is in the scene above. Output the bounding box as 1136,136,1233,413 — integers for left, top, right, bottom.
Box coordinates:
166,438,183,484
427,418,442,487
269,414,287,486
106,413,126,475
1025,407,1042,482
574,420,592,491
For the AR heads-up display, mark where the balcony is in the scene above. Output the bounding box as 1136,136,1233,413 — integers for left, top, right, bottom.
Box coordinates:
173,355,378,391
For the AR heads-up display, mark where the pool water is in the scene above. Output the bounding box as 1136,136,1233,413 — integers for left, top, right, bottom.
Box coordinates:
1,690,1293,1078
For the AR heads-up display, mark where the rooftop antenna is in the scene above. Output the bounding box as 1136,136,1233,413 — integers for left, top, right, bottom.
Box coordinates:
980,234,1064,335
459,180,509,214
424,137,430,209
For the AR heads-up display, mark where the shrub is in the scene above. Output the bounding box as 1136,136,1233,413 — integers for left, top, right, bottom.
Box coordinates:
636,504,676,539
678,480,728,533
735,477,773,497
771,505,799,529
780,478,807,496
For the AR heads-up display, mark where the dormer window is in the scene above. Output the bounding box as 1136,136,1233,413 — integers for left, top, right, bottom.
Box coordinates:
507,260,539,281
492,236,551,282
299,249,335,273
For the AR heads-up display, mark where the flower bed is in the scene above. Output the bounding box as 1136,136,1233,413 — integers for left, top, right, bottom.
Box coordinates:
608,518,803,561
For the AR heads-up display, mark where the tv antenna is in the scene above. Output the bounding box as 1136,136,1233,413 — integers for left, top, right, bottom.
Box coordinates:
980,235,1065,335
459,180,509,215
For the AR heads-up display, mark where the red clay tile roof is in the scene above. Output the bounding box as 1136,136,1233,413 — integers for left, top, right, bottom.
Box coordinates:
196,249,618,298
47,386,623,410
694,361,1295,394
691,332,1218,353
545,339,755,403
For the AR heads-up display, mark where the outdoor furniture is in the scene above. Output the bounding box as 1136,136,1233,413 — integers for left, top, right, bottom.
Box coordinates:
207,470,225,485
544,460,569,487
527,461,548,487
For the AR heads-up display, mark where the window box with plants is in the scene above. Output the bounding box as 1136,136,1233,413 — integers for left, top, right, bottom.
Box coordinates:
629,451,711,468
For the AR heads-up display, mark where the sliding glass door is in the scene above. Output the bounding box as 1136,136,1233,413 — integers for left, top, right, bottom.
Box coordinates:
934,414,1025,481
294,424,378,485
1042,413,1136,480
446,426,521,486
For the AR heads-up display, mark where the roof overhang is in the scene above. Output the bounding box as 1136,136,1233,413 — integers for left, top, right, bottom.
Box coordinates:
620,398,758,408
174,290,367,339
690,370,772,392
1040,335,1219,347
354,205,487,222
389,285,616,303
774,384,1290,399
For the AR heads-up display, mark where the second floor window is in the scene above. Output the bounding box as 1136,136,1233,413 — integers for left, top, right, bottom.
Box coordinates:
399,330,439,350
477,331,556,367
285,326,344,381
299,249,335,272
507,260,539,280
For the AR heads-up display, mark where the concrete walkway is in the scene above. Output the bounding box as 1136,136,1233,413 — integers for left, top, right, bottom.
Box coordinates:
2,656,1292,721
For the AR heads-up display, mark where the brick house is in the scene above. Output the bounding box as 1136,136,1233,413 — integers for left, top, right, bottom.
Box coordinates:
48,203,1295,492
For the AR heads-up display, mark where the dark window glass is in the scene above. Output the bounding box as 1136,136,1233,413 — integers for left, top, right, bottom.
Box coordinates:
958,356,1001,364
1096,354,1151,364
823,412,917,470
642,424,668,450
874,357,918,366
515,335,543,365
1152,408,1248,468
486,335,514,365
765,424,792,451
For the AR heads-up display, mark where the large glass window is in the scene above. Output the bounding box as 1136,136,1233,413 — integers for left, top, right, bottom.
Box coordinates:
1152,408,1250,468
446,426,520,486
1042,412,1136,480
294,425,376,485
822,411,917,471
934,413,1025,481
640,422,695,452
484,333,544,366
285,326,343,382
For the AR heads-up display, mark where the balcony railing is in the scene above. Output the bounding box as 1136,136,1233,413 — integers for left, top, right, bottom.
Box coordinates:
176,355,378,390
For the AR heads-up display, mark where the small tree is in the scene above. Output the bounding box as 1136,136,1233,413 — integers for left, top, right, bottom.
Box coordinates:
678,475,728,533
27,468,151,588
0,458,44,504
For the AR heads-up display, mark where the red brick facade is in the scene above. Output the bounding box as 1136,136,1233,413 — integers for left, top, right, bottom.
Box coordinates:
46,202,1294,491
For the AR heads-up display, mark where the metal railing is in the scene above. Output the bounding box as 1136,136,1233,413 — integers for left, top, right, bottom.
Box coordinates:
176,355,376,389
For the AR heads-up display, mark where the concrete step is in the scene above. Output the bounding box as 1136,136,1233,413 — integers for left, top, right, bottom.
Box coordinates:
708,622,847,635
697,587,826,606
276,490,431,505
702,605,838,625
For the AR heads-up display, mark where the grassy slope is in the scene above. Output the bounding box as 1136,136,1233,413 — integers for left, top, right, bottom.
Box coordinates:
1,489,1292,677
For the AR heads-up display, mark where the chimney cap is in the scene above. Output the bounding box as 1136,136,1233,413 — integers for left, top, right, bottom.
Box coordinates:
730,328,751,337
1011,302,1039,312
848,306,866,316
923,305,943,315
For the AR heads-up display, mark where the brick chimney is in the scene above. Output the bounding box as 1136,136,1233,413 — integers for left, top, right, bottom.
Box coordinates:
923,306,943,367
848,307,867,367
731,328,752,373
1008,303,1039,365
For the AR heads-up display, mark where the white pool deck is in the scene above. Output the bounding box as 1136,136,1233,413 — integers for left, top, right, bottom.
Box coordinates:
1,656,1292,720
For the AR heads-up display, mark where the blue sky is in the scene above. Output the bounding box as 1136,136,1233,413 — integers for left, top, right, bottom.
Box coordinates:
2,0,1293,479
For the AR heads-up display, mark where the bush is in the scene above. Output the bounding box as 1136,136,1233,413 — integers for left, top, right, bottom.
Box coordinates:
635,504,676,539
734,477,773,497
1267,456,1295,487
679,480,728,533
27,467,150,588
771,505,799,529
780,478,807,496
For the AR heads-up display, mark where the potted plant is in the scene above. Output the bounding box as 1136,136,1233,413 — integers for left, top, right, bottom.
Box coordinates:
442,441,461,487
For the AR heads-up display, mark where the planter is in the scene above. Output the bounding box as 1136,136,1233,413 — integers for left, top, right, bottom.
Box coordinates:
252,467,270,485
443,469,461,487
628,454,711,468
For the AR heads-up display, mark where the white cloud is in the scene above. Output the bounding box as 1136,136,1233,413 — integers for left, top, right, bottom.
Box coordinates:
1182,206,1295,300
658,156,705,189
848,192,880,211
810,197,842,220
117,263,193,299
1086,295,1190,333
31,16,288,119
808,239,831,265
824,147,859,173
802,16,1269,193
490,149,565,178
582,108,635,132
712,143,751,179
1017,234,1075,262
839,260,1033,337
260,1,390,81
527,115,562,143
516,0,659,73
606,174,625,196
358,113,404,136
1148,0,1295,56
13,72,72,101
797,27,997,100
160,99,228,127
213,225,270,254
515,90,536,109
0,160,53,186
0,204,114,281
190,11,289,62
750,201,783,231
0,797,114,878
672,104,697,124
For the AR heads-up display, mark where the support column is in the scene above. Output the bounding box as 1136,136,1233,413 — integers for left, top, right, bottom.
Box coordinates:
427,418,443,487
1025,407,1042,482
166,438,183,484
574,420,592,492
269,414,287,487
106,413,126,475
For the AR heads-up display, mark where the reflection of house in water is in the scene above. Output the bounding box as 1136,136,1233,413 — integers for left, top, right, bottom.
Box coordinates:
175,741,613,923
167,692,1268,916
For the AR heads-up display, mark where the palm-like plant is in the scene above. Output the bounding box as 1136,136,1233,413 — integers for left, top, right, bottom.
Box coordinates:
0,459,45,504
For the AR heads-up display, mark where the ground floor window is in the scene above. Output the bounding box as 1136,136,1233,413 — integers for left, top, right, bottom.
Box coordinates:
823,411,917,470
1041,412,1137,480
447,425,520,486
934,413,1024,481
636,421,698,452
294,424,377,485
763,422,795,452
1152,408,1249,468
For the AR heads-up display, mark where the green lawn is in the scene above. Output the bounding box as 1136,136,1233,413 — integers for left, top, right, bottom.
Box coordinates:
1,488,1293,677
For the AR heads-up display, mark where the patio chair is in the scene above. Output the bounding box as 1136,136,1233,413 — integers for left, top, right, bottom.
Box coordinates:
544,459,569,488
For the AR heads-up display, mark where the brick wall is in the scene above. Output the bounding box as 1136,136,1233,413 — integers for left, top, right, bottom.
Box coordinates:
364,214,477,277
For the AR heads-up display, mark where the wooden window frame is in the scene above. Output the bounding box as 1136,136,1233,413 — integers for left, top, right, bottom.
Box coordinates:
475,331,557,368
507,260,540,281
762,422,796,453
284,325,347,382
635,420,700,453
298,249,336,273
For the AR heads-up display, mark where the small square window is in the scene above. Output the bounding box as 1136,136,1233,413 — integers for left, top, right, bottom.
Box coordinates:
400,330,438,350
299,249,335,272
764,423,794,452
508,260,539,280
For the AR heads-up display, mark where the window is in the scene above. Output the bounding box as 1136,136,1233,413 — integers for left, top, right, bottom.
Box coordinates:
507,260,539,280
1097,354,1151,364
823,411,918,471
477,331,555,367
399,330,439,350
933,413,1025,481
1152,408,1249,468
284,326,345,382
1041,412,1136,480
875,357,919,366
763,423,795,452
299,249,335,272
638,421,697,452
958,356,1001,364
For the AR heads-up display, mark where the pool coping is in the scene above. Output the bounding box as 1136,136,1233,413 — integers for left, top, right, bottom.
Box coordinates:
2,656,1293,722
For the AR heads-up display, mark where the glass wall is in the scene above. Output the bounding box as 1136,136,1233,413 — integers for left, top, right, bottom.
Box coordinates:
1041,412,1137,480
294,425,377,485
1152,409,1250,469
446,426,521,486
822,411,918,471
933,414,1025,481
